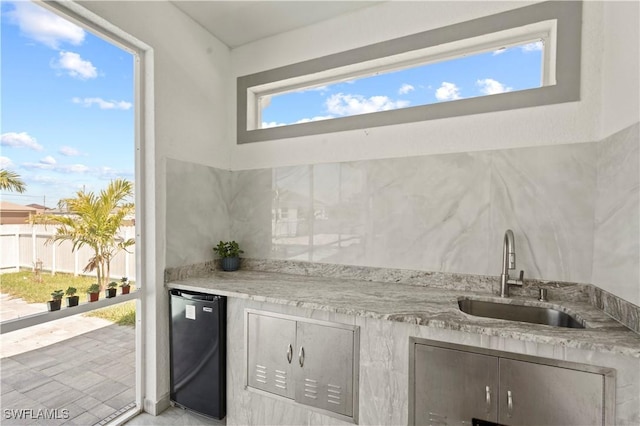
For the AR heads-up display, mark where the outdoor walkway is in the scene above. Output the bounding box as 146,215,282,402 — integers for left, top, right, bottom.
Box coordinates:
1,294,135,425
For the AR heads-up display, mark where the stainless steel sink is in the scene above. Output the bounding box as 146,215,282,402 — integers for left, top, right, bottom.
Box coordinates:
458,299,585,329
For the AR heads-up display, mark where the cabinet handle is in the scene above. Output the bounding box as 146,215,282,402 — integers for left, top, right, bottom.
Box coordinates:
507,390,513,417
298,346,305,367
286,344,293,364
485,385,491,413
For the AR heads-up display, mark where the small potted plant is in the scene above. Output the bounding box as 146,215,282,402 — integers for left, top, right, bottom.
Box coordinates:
48,289,64,312
106,281,118,298
213,240,244,271
120,276,131,295
65,286,79,307
88,283,100,302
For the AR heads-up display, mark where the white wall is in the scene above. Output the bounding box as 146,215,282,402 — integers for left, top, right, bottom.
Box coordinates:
229,1,604,170
600,1,640,138
75,0,232,414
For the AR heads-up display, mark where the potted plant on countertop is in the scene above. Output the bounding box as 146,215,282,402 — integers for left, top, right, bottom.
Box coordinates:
65,286,79,307
120,276,131,295
106,281,118,298
88,283,100,302
213,240,244,272
48,289,64,312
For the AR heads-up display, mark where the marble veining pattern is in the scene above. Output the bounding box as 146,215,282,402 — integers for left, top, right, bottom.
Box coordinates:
230,141,601,284
166,159,231,268
489,143,597,284
166,268,640,357
592,123,640,304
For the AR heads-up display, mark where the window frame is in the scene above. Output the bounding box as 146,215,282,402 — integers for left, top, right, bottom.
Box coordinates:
237,1,582,144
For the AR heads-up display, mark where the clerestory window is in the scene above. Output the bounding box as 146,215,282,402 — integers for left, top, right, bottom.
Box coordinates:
237,1,582,144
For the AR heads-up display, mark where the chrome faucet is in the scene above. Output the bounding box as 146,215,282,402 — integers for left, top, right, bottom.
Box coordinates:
500,229,524,297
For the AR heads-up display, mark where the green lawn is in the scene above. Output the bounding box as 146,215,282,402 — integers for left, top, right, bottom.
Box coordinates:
0,270,136,326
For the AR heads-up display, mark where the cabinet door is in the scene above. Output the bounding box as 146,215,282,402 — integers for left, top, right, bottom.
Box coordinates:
413,344,499,425
499,358,604,426
247,313,296,399
295,322,355,417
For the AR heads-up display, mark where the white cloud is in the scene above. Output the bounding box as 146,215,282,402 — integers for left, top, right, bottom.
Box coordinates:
521,41,543,52
72,97,132,110
435,82,462,101
398,84,415,95
6,1,85,49
325,93,410,116
22,162,53,171
32,175,62,184
492,47,507,56
40,156,57,165
1,132,44,151
0,156,15,169
476,78,513,95
68,164,90,173
23,162,89,174
97,166,131,181
59,146,81,157
53,51,97,80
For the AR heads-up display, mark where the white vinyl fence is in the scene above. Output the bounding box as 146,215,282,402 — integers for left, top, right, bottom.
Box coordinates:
0,224,136,281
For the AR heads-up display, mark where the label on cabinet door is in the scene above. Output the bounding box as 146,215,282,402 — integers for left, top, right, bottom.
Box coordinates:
186,304,196,320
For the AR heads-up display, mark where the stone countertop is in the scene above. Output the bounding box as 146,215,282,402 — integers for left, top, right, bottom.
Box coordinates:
166,270,640,358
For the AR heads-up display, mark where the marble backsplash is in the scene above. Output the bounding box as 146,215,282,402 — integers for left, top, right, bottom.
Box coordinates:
165,122,639,305
592,123,640,304
230,145,598,282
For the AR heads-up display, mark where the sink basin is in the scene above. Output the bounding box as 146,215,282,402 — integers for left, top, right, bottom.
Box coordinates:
458,299,585,329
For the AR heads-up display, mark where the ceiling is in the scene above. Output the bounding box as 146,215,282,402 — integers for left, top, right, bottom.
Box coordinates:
170,1,381,49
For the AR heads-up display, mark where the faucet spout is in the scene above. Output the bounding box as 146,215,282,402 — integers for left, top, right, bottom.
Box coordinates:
503,229,515,273
500,229,524,297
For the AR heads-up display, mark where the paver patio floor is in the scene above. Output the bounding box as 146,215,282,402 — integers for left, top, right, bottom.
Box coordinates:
1,295,135,425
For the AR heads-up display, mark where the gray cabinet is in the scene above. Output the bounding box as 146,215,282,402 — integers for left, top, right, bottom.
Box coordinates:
410,338,615,426
245,310,359,422
499,358,605,426
414,345,499,424
247,313,296,399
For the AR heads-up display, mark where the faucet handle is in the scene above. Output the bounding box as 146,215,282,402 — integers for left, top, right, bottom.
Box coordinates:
507,270,524,286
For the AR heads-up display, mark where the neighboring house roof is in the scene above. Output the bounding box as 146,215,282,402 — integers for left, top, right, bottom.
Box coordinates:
0,202,38,225
0,201,38,212
26,203,51,210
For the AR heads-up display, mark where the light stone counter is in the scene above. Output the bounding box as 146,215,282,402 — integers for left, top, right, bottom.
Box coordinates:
167,269,640,358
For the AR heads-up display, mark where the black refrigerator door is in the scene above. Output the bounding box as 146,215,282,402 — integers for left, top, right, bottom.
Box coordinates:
169,290,226,419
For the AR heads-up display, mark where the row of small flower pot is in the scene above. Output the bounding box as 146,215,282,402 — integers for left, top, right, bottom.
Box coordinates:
47,277,131,312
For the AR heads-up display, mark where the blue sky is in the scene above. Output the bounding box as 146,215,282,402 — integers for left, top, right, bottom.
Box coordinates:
1,1,134,207
262,42,543,128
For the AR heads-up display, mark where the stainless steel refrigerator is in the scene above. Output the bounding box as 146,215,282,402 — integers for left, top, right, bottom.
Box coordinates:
169,289,226,419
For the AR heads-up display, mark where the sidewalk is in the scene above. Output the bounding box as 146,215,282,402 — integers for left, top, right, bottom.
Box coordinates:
1,294,135,425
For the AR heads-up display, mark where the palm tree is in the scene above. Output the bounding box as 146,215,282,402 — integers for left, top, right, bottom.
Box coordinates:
0,169,27,193
33,178,135,290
